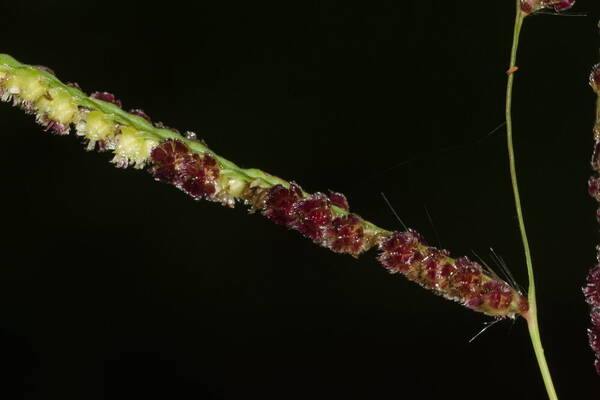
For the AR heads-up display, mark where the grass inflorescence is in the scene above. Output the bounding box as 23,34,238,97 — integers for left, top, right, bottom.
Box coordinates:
0,53,529,319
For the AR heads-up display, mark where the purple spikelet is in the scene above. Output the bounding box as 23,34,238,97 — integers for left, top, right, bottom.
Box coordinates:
260,184,370,256
328,191,349,211
90,91,122,108
325,214,366,255
150,139,220,200
520,0,575,14
263,184,304,226
130,109,151,121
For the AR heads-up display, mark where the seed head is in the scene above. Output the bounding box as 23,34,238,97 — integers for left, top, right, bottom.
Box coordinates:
0,55,527,321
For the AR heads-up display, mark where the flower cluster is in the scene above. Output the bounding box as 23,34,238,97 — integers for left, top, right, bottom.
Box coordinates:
0,54,528,319
586,63,600,375
151,139,220,201
0,59,159,168
378,231,528,317
257,184,374,256
520,0,575,14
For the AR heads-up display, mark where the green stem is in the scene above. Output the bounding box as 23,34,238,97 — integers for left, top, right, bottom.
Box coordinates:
506,2,558,399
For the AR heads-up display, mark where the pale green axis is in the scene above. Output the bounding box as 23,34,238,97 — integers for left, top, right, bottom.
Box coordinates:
506,2,558,399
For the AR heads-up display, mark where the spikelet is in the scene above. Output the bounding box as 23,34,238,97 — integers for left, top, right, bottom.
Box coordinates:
5,68,48,104
113,126,158,168
76,110,118,150
0,53,528,320
35,87,79,134
520,0,575,14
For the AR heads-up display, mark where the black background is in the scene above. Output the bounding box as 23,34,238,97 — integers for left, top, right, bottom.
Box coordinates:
1,1,600,398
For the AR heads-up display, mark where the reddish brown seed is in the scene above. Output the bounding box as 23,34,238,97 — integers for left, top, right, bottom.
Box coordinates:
150,139,183,183
378,230,427,274
90,92,122,108
130,109,151,121
324,214,366,255
290,193,333,240
150,139,220,200
448,257,484,298
521,0,575,14
480,281,514,311
179,153,220,200
328,191,349,211
550,0,575,11
263,184,304,226
419,249,454,289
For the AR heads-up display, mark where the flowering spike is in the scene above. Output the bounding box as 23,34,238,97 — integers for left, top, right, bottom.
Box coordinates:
0,53,527,319
378,235,526,317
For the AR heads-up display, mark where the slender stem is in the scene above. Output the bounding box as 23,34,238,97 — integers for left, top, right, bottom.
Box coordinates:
506,2,558,399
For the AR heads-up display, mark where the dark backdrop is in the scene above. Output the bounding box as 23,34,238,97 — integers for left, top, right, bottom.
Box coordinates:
1,1,599,399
